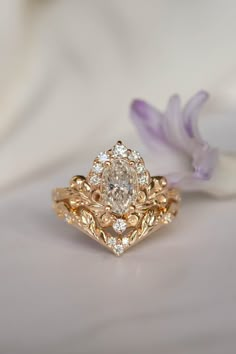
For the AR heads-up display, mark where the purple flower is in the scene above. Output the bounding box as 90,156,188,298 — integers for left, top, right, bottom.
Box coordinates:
130,91,219,190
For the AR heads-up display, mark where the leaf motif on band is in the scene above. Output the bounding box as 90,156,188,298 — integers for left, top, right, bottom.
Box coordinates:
80,208,98,239
99,229,107,244
129,229,138,244
138,209,156,239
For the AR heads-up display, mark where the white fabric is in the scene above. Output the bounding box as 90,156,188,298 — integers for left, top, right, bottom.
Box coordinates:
1,1,236,353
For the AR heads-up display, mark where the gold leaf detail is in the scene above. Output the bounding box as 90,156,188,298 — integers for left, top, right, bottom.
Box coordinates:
138,209,156,239
99,230,107,244
80,209,98,239
129,229,138,244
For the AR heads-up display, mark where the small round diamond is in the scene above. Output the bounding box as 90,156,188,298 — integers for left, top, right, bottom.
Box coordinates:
65,213,72,223
92,163,103,174
136,164,145,174
90,175,101,186
163,213,173,224
107,237,117,246
138,174,148,185
113,219,127,234
113,143,127,157
114,244,124,255
98,152,109,163
128,150,140,162
122,237,129,246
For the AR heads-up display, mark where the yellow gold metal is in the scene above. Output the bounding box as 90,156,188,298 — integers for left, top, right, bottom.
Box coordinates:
52,141,180,256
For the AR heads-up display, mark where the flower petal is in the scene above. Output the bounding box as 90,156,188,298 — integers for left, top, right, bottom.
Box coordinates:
130,92,219,191
164,94,193,154
192,144,219,180
183,90,209,142
130,99,166,149
167,172,207,190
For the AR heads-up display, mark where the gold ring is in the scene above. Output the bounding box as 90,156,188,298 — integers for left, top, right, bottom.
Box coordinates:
52,141,180,256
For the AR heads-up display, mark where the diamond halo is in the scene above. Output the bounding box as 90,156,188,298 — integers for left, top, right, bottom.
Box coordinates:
85,141,152,254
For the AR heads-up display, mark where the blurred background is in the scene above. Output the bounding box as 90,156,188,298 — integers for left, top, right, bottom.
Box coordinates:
1,0,236,191
1,1,236,354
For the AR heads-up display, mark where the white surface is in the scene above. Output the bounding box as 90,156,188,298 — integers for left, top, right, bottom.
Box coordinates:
1,161,236,354
1,1,236,353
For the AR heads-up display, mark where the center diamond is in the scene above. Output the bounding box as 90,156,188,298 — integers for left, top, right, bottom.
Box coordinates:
101,159,138,215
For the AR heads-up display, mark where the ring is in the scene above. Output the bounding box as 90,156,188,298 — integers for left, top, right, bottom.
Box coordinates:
52,141,180,256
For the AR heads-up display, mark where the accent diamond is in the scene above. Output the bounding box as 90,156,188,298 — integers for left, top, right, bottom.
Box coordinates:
65,213,72,223
128,150,140,162
90,175,101,186
138,173,148,185
107,236,117,246
98,152,109,163
136,164,145,174
113,219,127,234
113,143,127,157
122,237,129,246
163,213,173,224
101,159,138,215
113,244,124,255
92,163,103,174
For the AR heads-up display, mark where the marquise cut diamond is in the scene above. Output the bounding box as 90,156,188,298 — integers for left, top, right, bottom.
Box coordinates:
101,159,138,215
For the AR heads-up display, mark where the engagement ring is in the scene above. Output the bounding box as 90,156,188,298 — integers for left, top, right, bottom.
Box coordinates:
52,141,180,256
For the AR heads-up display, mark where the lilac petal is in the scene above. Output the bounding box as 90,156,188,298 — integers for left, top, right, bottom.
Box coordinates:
183,90,209,142
166,172,189,186
130,99,166,149
192,145,219,180
167,172,207,190
164,94,193,154
163,95,181,146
